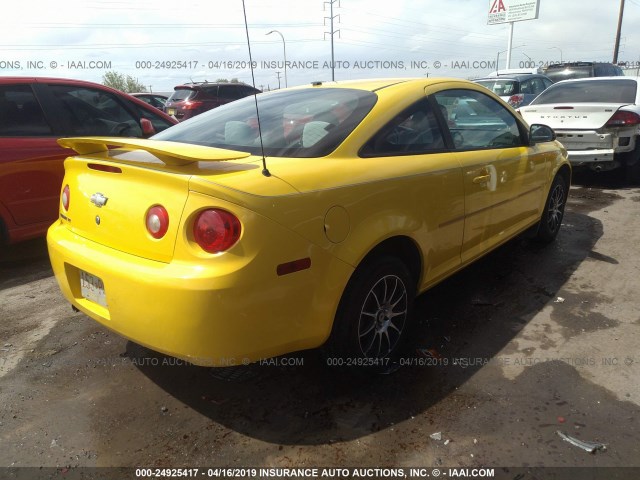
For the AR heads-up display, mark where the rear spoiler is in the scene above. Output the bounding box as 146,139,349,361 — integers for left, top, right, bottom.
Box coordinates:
58,137,251,166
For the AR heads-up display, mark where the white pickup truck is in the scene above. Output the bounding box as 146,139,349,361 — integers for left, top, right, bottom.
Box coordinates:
519,77,640,182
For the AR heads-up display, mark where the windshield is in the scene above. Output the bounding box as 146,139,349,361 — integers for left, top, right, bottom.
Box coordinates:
530,79,638,105
544,66,593,82
153,88,378,158
475,79,518,96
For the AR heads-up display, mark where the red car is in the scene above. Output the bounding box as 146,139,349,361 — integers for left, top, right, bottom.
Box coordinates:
0,77,177,244
164,82,261,121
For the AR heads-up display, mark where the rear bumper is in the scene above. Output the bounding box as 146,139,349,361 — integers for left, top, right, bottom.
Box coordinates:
557,129,637,167
567,149,617,166
47,220,352,366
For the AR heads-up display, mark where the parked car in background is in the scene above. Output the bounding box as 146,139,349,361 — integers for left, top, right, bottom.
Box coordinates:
519,76,640,182
164,82,261,121
130,92,168,110
0,77,177,244
474,73,553,108
542,62,624,83
48,78,569,368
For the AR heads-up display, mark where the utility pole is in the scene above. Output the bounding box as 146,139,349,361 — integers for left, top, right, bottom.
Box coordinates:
275,71,282,89
613,0,625,63
324,0,340,81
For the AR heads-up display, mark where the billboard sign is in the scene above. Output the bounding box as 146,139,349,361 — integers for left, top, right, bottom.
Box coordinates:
488,0,540,25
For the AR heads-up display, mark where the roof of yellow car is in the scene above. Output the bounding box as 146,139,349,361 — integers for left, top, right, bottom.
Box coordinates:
286,77,470,93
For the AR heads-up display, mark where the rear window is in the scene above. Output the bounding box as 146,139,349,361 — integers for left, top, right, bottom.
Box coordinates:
544,66,593,82
475,79,519,96
530,79,638,105
169,88,195,102
153,88,377,158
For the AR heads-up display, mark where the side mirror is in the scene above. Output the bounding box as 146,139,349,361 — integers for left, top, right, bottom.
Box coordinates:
529,124,556,144
140,118,156,138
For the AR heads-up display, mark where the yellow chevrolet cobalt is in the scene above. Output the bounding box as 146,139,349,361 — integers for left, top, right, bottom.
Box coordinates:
47,78,570,367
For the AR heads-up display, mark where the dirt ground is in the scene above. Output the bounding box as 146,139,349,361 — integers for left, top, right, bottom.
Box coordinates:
1,170,639,478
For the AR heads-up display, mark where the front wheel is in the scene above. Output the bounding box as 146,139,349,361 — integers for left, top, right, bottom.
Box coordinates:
533,174,568,243
324,256,416,369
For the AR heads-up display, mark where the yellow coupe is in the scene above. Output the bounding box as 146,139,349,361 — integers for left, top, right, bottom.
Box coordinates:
47,78,570,367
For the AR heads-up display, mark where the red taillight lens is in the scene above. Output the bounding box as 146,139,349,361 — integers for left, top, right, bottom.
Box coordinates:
146,205,169,239
605,110,640,127
508,94,525,108
61,185,70,211
182,100,204,111
193,209,241,253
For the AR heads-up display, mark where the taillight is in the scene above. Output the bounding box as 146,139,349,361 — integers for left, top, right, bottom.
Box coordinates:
182,100,204,111
193,209,241,253
508,94,525,108
605,110,640,127
61,185,70,211
146,205,169,239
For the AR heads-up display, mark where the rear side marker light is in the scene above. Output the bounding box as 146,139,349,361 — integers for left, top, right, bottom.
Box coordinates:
146,205,169,239
277,258,312,276
88,163,122,174
62,185,70,211
193,209,241,253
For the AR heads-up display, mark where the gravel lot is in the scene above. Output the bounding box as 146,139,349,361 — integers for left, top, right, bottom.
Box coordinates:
1,171,639,478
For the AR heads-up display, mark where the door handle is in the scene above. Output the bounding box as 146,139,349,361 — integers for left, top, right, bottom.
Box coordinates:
473,174,491,184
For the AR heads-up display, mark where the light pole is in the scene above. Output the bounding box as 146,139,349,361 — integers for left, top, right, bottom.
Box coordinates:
266,30,287,88
496,44,525,74
549,46,563,63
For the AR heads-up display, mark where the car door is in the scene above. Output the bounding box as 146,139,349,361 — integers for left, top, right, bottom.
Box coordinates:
359,98,465,286
432,88,549,264
0,83,67,229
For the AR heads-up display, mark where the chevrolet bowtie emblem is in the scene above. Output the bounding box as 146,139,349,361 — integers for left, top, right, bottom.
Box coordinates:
90,192,108,208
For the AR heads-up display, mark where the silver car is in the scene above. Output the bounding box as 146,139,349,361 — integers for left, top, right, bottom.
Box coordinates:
519,76,640,182
474,73,553,108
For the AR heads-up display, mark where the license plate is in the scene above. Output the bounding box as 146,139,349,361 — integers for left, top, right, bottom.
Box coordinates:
167,108,176,116
80,270,108,308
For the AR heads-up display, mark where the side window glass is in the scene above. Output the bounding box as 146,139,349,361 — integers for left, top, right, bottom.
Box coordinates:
202,85,219,97
361,99,445,156
434,89,524,150
530,78,544,94
0,85,52,136
48,85,142,137
220,86,244,100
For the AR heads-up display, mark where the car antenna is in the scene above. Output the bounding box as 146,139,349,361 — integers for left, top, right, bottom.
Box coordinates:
241,0,270,177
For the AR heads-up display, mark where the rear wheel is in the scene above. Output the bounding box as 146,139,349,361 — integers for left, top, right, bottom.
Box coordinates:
325,256,416,370
533,174,567,243
625,157,640,185
622,142,640,185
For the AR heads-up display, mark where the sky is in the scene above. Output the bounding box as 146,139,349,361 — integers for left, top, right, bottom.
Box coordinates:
1,0,639,93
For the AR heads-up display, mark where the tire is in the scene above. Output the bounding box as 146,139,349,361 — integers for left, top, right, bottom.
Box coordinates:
625,159,640,185
324,256,416,370
533,174,567,243
621,142,640,185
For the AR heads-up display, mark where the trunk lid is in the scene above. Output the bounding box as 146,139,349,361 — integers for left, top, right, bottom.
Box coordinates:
520,103,629,130
58,137,253,263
